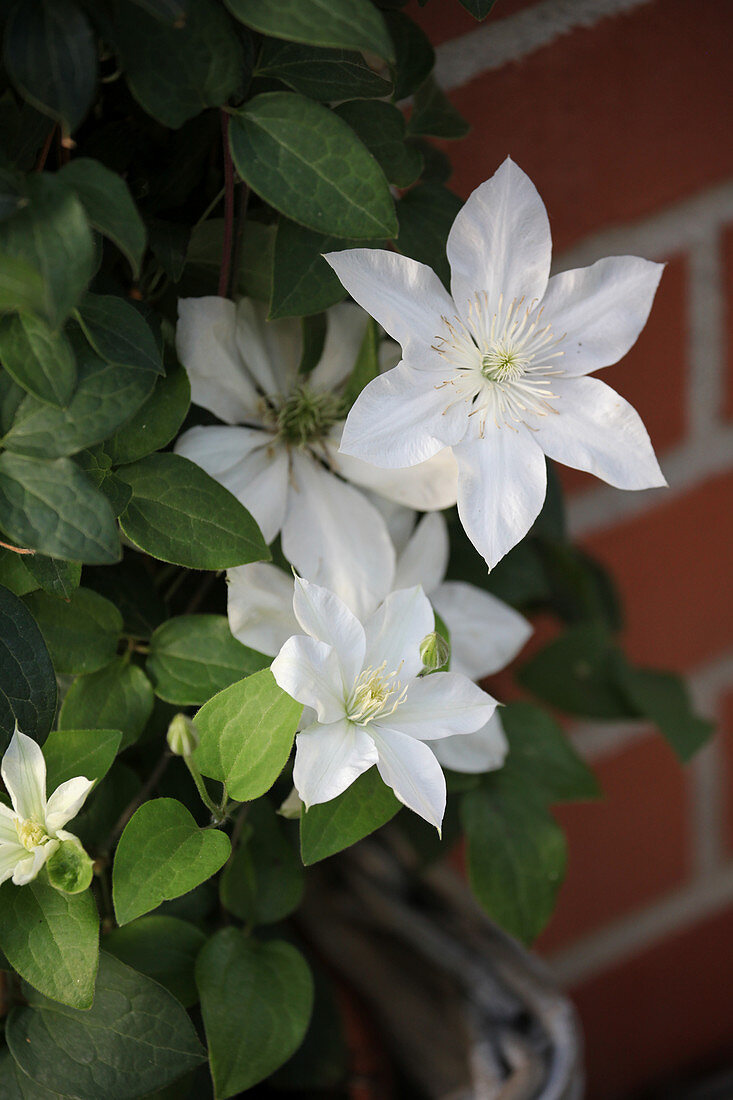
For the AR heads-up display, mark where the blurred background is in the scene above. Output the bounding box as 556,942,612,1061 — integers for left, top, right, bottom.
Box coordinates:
403,0,733,1095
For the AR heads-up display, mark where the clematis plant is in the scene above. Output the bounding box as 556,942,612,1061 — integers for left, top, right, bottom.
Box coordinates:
326,158,667,569
271,577,497,829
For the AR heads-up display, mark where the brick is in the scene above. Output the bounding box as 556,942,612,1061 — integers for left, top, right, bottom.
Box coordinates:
570,901,733,1099
441,0,733,251
405,0,536,46
580,471,733,671
718,693,733,859
724,225,733,422
558,253,689,496
534,733,691,953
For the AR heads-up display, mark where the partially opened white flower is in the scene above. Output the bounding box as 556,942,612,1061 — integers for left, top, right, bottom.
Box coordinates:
0,729,93,886
325,157,667,569
174,298,457,617
229,509,530,773
271,577,497,829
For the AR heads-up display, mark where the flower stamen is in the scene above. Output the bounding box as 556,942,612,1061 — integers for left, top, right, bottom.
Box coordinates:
347,661,408,725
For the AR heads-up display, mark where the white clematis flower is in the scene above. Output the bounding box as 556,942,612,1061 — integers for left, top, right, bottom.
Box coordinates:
271,577,497,829
229,509,531,774
174,298,457,618
0,729,93,886
325,157,667,569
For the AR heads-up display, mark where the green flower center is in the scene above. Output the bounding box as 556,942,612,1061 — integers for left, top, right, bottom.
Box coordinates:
480,342,526,382
16,818,48,851
275,386,346,447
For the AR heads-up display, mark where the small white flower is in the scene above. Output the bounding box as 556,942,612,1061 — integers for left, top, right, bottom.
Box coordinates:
325,157,667,569
271,577,497,830
174,298,457,618
0,729,93,887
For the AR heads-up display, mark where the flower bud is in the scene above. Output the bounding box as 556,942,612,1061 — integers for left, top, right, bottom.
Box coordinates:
47,838,94,895
278,787,303,820
167,714,199,757
420,631,450,673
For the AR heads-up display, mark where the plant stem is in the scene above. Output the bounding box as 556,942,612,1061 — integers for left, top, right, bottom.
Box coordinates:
184,754,226,823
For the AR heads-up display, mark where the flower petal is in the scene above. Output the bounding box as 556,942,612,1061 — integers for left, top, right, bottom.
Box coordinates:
447,158,551,320
45,777,94,834
309,302,369,393
227,563,298,657
175,426,289,543
534,376,667,489
382,671,496,741
294,719,378,808
431,581,532,679
431,711,509,774
454,429,547,570
271,635,346,724
1,730,46,822
323,248,454,357
283,452,395,623
340,360,468,468
364,585,435,681
292,576,367,687
331,432,459,511
176,297,261,423
233,299,302,396
370,727,446,830
541,256,664,376
393,512,449,596
12,841,56,886
0,842,25,886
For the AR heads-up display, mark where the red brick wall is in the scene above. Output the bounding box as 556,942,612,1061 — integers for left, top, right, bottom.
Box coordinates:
406,1,733,1094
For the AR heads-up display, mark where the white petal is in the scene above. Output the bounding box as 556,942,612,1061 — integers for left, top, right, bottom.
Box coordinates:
431,581,532,679
447,158,551,320
175,297,261,423
12,842,55,886
332,435,459,511
2,731,46,822
233,299,301,397
368,498,418,555
454,429,547,570
271,635,346,724
323,248,454,358
431,711,509,774
294,719,378,808
364,586,435,682
309,302,369,393
393,512,449,596
340,360,468,468
0,842,26,886
381,672,496,741
175,426,289,543
370,727,446,830
283,452,394,623
292,576,366,685
541,256,664,376
534,376,667,489
45,777,94,834
227,563,297,657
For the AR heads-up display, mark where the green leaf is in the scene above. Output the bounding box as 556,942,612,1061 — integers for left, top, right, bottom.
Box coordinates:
113,798,231,925
396,183,462,287
408,77,470,139
458,0,498,19
42,727,122,792
300,767,400,865
270,220,352,319
0,453,120,564
518,623,637,719
0,250,47,317
147,614,269,706
384,11,435,99
195,669,302,801
0,584,56,751
0,174,94,329
0,313,76,408
229,92,398,240
111,0,247,129
335,100,423,189
118,452,269,569
104,361,190,466
220,798,303,924
23,554,80,599
256,40,392,101
24,587,122,675
343,316,380,408
104,915,206,1008
537,540,623,631
7,953,205,1095
0,878,98,1008
58,160,147,279
500,702,601,803
130,0,187,22
59,658,154,751
461,776,567,943
0,1048,63,1099
0,547,35,596
3,0,97,133
196,929,314,1098
75,294,163,376
3,332,156,459
238,220,277,302
613,660,714,762
226,0,394,61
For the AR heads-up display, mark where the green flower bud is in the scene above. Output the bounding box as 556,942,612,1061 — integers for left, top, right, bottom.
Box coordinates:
167,713,199,757
419,631,450,673
47,838,94,895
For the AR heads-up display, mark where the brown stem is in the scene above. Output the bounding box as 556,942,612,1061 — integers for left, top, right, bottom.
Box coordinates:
228,182,250,298
35,127,55,172
218,111,235,298
0,540,35,555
